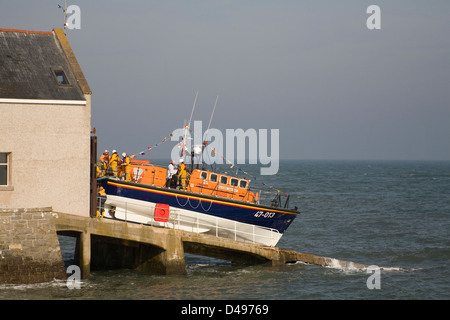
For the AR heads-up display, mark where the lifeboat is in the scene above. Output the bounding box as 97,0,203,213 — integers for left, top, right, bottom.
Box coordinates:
98,157,298,247
97,98,298,246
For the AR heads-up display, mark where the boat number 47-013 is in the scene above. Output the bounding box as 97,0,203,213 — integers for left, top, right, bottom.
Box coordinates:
254,211,276,218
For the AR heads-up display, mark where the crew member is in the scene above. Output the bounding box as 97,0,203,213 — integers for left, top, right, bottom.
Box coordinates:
99,150,110,177
122,152,131,181
178,158,187,191
166,160,177,188
109,150,121,177
96,163,101,178
97,186,107,218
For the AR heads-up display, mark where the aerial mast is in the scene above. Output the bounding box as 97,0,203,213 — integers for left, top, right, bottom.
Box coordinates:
64,0,67,30
205,95,219,141
185,91,198,170
58,0,68,30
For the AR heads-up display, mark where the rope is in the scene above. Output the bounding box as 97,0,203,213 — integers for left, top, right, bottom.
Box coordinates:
175,194,189,207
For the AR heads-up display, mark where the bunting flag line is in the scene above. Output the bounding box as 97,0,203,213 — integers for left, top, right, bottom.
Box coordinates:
205,144,287,197
131,136,287,197
130,134,172,159
237,167,288,197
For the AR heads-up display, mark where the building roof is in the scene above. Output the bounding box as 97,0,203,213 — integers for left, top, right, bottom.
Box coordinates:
0,28,91,101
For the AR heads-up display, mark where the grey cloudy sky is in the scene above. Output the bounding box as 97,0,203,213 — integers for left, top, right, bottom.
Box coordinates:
2,0,449,161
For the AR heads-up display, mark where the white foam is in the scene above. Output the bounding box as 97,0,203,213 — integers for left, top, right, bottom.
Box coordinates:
323,258,421,273
0,279,67,290
0,278,92,290
378,266,421,272
325,258,364,272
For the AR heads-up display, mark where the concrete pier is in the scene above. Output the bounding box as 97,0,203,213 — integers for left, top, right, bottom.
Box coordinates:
80,231,91,279
54,213,188,276
52,212,367,278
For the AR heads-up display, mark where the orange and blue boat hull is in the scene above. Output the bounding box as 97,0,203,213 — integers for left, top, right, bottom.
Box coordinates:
99,178,298,246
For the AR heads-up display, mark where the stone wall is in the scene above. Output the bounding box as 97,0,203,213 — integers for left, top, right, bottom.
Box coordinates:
0,207,67,284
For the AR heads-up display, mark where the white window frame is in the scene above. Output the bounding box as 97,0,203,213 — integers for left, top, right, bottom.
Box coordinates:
239,180,248,189
0,152,13,190
220,175,228,185
230,178,239,187
210,173,218,183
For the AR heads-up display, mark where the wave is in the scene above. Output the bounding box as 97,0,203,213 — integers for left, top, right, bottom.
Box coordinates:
325,262,421,273
378,266,422,272
290,258,423,273
325,258,367,272
0,278,98,292
0,279,70,290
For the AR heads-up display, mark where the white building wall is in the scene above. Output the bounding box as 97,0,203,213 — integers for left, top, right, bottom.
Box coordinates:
0,95,91,216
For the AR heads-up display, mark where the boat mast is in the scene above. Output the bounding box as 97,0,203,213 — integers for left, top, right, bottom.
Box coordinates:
206,95,219,138
184,92,198,171
203,95,219,171
188,91,198,128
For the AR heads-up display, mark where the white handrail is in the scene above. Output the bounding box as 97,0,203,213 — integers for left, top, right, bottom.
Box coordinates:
97,196,280,246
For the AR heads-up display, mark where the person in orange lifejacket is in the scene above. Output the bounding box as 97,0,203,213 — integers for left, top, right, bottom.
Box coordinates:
122,152,131,181
96,163,101,178
109,150,121,177
97,186,107,218
99,150,110,177
178,158,187,190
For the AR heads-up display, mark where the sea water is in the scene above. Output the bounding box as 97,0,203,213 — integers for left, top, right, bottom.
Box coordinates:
1,160,449,300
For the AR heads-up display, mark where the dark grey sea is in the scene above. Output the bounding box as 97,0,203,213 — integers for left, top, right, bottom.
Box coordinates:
1,160,449,301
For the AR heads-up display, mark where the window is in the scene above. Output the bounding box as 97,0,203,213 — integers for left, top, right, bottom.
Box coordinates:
200,171,207,180
230,178,238,187
239,180,248,189
0,152,10,186
52,68,70,86
220,176,228,185
210,173,218,183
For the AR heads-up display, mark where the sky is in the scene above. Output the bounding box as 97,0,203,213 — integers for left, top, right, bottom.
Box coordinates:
1,0,449,161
